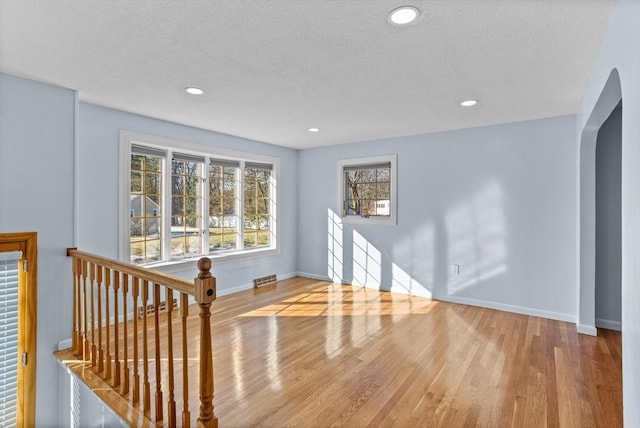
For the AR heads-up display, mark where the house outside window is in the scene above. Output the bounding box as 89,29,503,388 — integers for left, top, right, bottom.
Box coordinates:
338,154,397,225
121,132,278,266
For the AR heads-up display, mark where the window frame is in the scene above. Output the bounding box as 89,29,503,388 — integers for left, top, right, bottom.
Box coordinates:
337,154,397,225
120,131,279,269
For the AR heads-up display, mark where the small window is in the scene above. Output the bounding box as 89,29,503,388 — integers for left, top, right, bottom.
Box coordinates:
338,155,397,225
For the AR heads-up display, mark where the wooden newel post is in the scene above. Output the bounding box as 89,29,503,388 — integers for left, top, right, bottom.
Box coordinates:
194,257,218,428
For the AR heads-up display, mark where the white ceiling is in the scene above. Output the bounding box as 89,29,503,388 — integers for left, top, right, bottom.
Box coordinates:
0,0,615,150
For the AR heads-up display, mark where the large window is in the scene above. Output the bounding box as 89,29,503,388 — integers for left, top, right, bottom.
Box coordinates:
338,154,397,225
122,133,277,265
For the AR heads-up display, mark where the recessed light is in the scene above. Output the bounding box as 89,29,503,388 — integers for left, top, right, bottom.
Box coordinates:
308,127,320,133
388,6,420,25
185,87,204,95
461,99,478,107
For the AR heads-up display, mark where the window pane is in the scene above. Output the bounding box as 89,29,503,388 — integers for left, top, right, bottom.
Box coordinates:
244,167,271,248
376,168,390,182
224,167,236,179
131,155,143,171
209,221,238,252
145,172,161,195
244,233,257,248
146,157,161,172
145,239,162,262
172,196,184,217
360,169,375,183
171,235,185,258
171,159,203,260
209,163,239,253
244,215,257,231
185,234,200,256
130,219,143,239
342,163,392,218
258,215,270,231
130,153,163,264
185,176,199,196
210,198,222,216
376,182,390,199
131,171,142,192
223,199,235,215
185,196,199,216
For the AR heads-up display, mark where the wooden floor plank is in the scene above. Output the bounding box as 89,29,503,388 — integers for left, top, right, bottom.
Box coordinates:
57,277,623,427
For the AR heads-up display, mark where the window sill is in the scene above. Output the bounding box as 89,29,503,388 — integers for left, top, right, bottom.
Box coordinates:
138,247,280,274
341,215,396,226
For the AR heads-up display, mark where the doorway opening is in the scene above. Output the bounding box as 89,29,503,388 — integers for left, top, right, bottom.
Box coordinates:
578,68,622,335
595,101,622,331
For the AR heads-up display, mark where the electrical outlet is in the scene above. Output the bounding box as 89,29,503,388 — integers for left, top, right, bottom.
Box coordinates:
452,264,460,275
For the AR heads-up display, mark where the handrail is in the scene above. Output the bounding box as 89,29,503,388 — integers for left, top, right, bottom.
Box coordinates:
65,248,218,427
66,248,195,295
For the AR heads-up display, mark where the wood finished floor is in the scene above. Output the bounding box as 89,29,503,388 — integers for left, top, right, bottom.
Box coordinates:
58,277,623,427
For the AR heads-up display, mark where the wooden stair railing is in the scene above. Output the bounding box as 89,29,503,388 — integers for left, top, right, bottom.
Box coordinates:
65,248,218,428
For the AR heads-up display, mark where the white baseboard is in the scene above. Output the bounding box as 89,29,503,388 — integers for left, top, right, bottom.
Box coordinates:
278,272,297,281
577,324,598,336
357,282,433,298
217,281,253,297
595,318,622,331
435,294,575,323
296,272,332,281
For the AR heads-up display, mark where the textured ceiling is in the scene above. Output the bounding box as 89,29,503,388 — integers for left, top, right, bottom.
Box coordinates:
0,0,615,149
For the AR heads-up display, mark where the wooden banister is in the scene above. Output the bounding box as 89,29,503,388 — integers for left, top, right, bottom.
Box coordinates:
66,249,194,295
65,249,217,427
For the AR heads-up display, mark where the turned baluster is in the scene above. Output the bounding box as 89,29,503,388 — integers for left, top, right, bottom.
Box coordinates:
82,260,90,360
89,262,96,367
142,280,150,412
195,258,218,428
113,271,121,387
132,277,140,403
166,288,177,427
181,293,191,428
154,283,163,423
122,273,130,395
105,267,112,379
71,255,79,354
97,265,104,372
70,256,77,355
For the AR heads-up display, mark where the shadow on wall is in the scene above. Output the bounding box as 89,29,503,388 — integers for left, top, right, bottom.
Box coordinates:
327,179,508,299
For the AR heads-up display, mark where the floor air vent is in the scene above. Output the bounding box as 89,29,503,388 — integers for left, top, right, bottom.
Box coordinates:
254,274,277,288
138,298,178,318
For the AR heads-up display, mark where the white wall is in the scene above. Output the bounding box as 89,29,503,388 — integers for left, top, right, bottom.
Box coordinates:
77,103,298,294
0,72,75,426
577,0,640,423
595,105,622,330
57,364,127,428
298,115,578,321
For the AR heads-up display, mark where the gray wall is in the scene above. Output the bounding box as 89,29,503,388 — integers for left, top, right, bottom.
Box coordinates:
595,104,622,330
77,103,298,294
0,72,75,427
578,0,640,423
298,115,578,321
